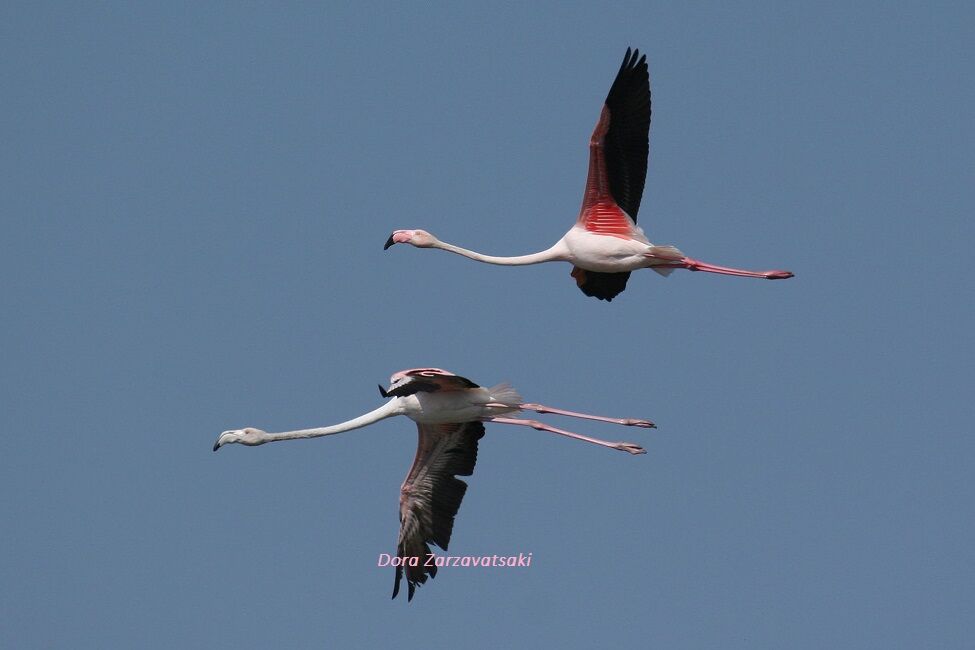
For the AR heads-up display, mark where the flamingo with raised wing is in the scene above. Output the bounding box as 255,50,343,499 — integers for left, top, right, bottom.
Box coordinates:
384,48,793,301
213,368,652,600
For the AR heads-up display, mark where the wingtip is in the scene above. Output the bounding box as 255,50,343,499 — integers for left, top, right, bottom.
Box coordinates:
621,46,646,71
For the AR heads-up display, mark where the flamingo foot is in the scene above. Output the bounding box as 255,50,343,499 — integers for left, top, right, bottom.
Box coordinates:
615,442,647,455
621,418,656,428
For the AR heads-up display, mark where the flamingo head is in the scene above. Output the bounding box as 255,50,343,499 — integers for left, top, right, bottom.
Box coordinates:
213,427,268,451
384,229,437,250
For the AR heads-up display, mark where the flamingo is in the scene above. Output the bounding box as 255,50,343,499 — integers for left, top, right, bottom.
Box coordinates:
384,48,794,301
213,367,652,600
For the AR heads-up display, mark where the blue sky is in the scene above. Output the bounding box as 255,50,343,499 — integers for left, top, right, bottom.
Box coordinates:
2,1,972,648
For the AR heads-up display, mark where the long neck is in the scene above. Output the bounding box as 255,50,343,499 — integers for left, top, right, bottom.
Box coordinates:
263,400,402,443
432,239,568,266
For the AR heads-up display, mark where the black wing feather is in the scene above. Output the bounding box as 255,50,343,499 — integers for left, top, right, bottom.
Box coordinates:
576,269,632,302
604,47,650,222
383,380,441,398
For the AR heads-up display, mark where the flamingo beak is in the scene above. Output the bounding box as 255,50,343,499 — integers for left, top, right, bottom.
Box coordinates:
213,431,231,451
383,234,396,250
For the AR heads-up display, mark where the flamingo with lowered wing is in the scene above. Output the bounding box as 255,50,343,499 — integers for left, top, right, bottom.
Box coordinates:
213,367,652,600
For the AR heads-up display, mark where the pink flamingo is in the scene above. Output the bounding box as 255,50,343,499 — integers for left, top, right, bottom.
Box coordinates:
385,48,794,301
213,367,651,600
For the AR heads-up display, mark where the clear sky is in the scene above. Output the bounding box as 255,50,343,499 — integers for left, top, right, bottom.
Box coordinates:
2,1,972,648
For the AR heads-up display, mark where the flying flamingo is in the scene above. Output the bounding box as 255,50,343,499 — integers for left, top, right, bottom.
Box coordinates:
213,367,652,601
384,48,794,301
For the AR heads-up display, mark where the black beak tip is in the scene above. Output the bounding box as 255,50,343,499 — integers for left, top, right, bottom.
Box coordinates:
383,235,395,250
212,442,220,452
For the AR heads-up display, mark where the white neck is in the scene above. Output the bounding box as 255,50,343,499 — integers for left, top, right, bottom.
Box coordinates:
432,239,568,266
263,400,403,443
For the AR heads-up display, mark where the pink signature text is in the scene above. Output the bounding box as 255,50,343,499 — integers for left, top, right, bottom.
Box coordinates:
377,552,533,568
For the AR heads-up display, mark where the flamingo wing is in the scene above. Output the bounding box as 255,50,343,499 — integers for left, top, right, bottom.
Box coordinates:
601,47,650,222
382,368,480,398
392,420,485,601
573,48,650,302
571,266,632,302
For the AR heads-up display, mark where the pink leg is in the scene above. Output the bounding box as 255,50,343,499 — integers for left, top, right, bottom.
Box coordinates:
487,417,646,455
653,256,793,279
518,403,655,428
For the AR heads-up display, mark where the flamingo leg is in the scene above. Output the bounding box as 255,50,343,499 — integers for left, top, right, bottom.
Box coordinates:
486,417,646,455
518,403,655,428
652,256,793,279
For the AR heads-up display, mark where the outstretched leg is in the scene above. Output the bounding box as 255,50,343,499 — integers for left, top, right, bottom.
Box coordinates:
651,255,793,279
517,403,655,428
487,417,646,455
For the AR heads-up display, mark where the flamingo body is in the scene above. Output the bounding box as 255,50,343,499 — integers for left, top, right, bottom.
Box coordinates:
399,383,521,424
385,48,794,301
561,225,651,272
